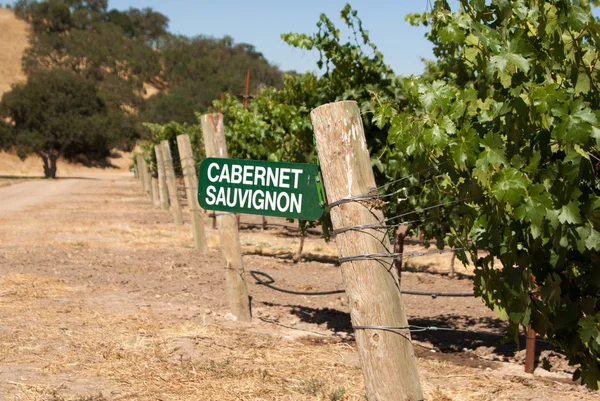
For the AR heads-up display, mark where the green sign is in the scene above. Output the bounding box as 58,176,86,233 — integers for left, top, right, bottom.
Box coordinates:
198,158,324,220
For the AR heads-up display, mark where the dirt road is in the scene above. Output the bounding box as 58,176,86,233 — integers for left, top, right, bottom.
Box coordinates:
0,179,83,216
0,175,596,401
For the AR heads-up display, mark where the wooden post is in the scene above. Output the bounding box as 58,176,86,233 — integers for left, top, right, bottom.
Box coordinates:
311,101,423,401
176,134,208,252
161,140,184,226
136,155,144,189
154,145,170,211
143,157,153,199
449,251,456,279
151,176,160,207
200,113,251,322
138,155,148,193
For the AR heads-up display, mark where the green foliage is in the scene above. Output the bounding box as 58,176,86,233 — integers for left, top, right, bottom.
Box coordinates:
0,69,138,177
141,35,284,124
141,121,204,177
214,5,394,239
14,0,164,109
372,0,600,388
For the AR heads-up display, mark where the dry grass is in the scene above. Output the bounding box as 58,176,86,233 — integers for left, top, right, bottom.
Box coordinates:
0,7,28,98
0,175,597,401
0,273,366,400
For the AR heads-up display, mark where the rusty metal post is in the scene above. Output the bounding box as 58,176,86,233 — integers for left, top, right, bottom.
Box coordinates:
525,326,536,373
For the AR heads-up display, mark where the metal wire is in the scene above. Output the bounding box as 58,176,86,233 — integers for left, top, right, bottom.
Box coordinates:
338,247,462,264
249,270,344,296
352,325,503,336
249,270,474,298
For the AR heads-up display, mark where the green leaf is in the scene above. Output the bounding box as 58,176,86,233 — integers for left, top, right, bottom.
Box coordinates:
578,315,600,345
558,200,582,225
491,168,529,205
566,5,589,31
575,72,591,95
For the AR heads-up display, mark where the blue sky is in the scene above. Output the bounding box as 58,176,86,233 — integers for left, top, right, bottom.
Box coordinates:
108,1,444,77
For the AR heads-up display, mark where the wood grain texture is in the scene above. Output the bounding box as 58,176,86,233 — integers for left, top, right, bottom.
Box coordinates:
176,134,208,252
200,113,251,322
143,158,153,200
151,177,160,207
160,140,184,226
154,145,170,211
311,101,423,401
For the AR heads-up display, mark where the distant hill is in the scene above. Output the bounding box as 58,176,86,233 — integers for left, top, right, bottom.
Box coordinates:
0,7,28,98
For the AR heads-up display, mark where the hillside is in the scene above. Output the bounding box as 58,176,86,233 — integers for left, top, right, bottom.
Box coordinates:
0,7,28,98
0,7,133,176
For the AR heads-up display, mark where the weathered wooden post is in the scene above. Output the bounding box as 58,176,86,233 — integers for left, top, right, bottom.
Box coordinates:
200,113,251,322
154,145,170,211
143,156,153,199
133,157,139,180
161,140,184,226
136,155,144,189
311,101,423,401
138,155,148,193
449,251,456,279
151,176,160,207
176,134,208,252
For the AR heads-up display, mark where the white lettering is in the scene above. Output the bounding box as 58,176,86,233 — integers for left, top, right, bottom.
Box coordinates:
207,163,220,182
265,190,277,211
238,188,251,207
279,168,290,188
266,167,278,187
219,164,230,183
215,186,227,206
205,185,217,205
242,166,254,185
290,169,303,189
254,166,266,186
290,193,302,213
277,192,290,212
226,187,237,207
231,165,242,184
252,189,264,209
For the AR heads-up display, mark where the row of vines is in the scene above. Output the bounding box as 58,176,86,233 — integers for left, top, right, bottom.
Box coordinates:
139,1,600,389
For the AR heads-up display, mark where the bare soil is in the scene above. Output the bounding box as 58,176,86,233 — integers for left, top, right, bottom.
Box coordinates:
0,174,596,400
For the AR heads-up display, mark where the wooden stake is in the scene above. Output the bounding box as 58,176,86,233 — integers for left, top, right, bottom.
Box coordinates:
136,155,144,189
311,101,423,401
176,134,208,252
154,145,170,211
449,251,456,279
161,140,184,226
143,156,153,199
200,113,251,322
151,176,160,207
138,155,148,193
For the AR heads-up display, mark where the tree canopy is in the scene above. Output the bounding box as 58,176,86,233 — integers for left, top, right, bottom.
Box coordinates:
0,69,138,177
2,0,285,176
141,35,285,124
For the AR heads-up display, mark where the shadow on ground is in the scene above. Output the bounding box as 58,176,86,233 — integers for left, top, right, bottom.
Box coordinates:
262,301,555,359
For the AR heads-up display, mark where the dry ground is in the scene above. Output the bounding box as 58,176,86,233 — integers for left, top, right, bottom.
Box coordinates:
0,173,597,401
0,7,28,98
